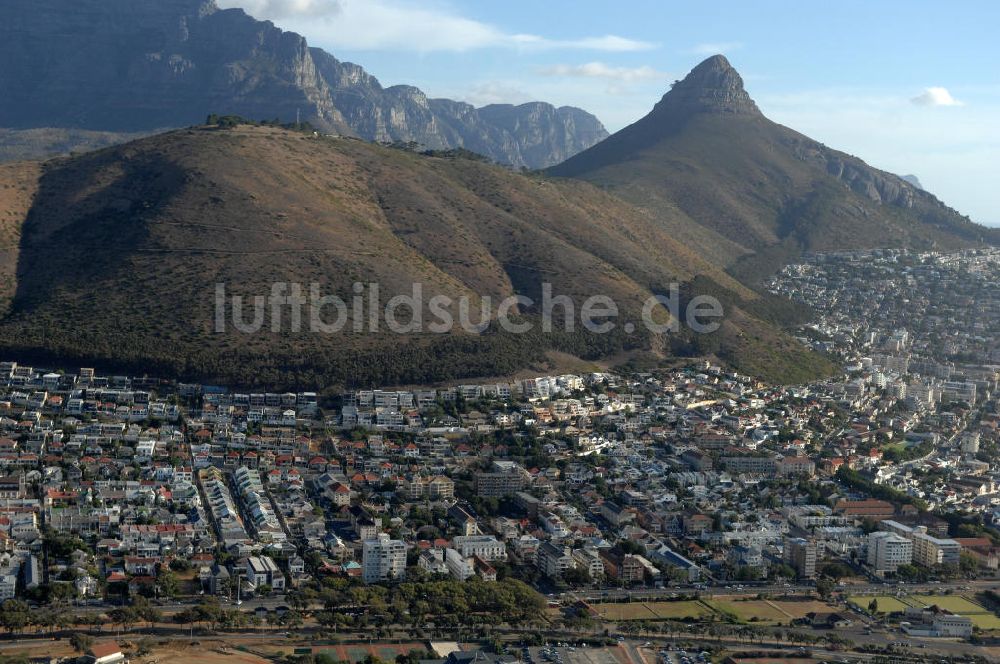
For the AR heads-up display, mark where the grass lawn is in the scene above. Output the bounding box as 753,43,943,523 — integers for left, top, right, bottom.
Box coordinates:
769,600,834,619
967,613,1000,630
591,601,712,621
646,601,715,620
910,595,988,614
848,595,911,614
709,600,790,624
592,603,659,621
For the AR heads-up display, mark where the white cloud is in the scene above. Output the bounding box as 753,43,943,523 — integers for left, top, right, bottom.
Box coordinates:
911,86,964,107
689,41,743,56
217,0,656,52
230,0,342,19
460,82,533,107
759,87,998,225
555,36,658,52
539,62,667,83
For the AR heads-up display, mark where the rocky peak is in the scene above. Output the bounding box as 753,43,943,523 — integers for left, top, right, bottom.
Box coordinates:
0,0,607,168
653,54,760,116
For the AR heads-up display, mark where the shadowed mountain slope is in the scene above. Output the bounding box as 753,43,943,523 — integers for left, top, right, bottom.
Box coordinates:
0,125,831,387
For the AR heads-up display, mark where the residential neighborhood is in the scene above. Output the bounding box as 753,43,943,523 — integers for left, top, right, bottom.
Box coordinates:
0,250,997,661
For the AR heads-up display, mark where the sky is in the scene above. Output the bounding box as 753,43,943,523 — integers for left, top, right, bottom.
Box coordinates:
216,0,1000,226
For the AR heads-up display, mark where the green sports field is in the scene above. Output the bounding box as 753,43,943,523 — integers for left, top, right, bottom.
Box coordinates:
848,595,911,613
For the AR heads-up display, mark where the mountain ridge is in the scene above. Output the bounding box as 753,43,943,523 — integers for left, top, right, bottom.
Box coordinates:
549,55,996,281
0,54,989,388
0,0,607,168
0,124,832,388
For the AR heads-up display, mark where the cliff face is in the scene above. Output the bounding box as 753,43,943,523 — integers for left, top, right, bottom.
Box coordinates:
0,0,352,134
308,49,610,167
651,54,761,117
0,0,607,167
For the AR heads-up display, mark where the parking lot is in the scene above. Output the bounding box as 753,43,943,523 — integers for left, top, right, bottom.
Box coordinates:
523,644,626,664
655,647,711,664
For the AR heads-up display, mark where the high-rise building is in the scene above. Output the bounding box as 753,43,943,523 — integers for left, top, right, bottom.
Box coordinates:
783,537,817,579
878,521,960,568
867,532,912,575
961,432,981,456
912,531,961,567
362,533,406,584
475,460,529,497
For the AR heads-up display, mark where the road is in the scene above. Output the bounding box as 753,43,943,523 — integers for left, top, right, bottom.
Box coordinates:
57,577,999,617
562,579,1000,603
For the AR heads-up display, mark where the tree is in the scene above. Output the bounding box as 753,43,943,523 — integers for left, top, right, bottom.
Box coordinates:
815,578,834,600
70,632,95,653
960,552,980,576
819,562,853,580
0,600,30,634
618,540,645,556
156,570,181,598
868,599,879,614
772,563,797,580
135,637,155,657
562,566,592,586
169,558,193,572
109,607,139,633
37,608,69,634
195,598,224,630
279,610,303,630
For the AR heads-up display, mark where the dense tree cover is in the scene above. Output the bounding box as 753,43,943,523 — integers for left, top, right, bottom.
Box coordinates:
311,578,545,630
205,114,316,133
44,529,88,558
0,601,30,634
836,466,928,511
882,440,933,463
70,632,95,653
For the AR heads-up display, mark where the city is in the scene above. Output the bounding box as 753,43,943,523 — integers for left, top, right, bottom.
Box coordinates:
1,1,999,663
0,254,999,660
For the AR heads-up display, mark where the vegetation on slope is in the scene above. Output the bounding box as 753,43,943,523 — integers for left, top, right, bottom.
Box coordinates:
0,125,834,388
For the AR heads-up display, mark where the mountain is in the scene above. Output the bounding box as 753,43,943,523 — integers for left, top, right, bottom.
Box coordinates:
0,124,831,388
901,174,925,190
0,128,154,163
0,0,607,168
550,55,996,283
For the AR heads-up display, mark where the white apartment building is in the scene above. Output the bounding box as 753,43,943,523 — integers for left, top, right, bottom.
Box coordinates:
912,531,961,567
535,542,574,578
246,555,285,591
452,535,507,562
867,531,913,575
445,548,474,581
362,533,406,584
879,521,960,568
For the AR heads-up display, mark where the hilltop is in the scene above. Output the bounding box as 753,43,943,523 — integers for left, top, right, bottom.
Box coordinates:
550,55,996,283
0,124,831,388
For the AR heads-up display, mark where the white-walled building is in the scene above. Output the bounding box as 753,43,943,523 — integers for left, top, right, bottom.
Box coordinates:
362,533,406,584
867,531,913,575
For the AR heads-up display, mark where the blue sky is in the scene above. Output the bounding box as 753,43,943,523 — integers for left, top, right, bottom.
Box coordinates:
218,0,1000,226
